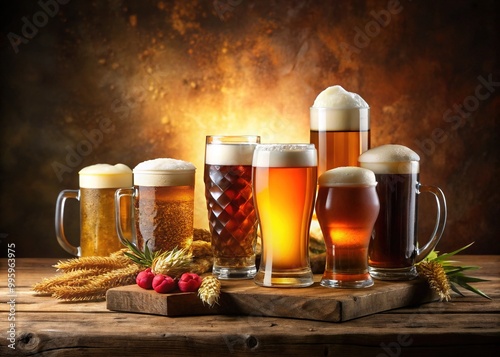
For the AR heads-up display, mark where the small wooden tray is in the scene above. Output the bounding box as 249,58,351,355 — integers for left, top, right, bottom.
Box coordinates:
106,275,436,322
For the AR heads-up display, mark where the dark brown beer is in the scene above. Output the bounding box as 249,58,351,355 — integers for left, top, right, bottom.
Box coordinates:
368,173,419,269
204,136,259,279
204,163,257,261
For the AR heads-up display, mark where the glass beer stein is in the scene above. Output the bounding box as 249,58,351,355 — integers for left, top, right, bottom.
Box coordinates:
204,135,260,279
359,144,447,280
253,144,317,287
115,158,196,253
55,163,133,257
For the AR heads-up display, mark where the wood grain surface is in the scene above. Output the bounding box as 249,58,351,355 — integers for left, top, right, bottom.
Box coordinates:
107,276,437,322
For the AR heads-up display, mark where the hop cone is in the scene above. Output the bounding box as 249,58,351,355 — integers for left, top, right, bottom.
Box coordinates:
151,247,193,277
198,276,221,307
417,260,451,301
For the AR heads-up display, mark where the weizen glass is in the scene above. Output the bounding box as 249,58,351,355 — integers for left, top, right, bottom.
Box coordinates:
55,163,133,257
115,158,196,253
359,144,447,280
310,85,370,177
204,135,260,279
315,167,379,288
253,144,317,287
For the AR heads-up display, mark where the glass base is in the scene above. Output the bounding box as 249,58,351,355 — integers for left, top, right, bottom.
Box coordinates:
320,275,373,289
320,271,374,288
369,266,418,281
212,264,256,280
254,268,314,288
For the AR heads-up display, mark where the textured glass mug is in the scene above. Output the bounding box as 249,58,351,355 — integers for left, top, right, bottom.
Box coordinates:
359,144,447,280
204,135,260,279
55,164,132,257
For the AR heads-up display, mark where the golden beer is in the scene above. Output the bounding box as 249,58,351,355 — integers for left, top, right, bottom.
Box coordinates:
116,158,196,254
80,187,132,256
55,163,132,257
253,144,317,287
135,185,194,252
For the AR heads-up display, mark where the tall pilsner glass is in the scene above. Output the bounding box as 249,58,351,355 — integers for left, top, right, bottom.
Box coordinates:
204,135,260,279
253,144,317,287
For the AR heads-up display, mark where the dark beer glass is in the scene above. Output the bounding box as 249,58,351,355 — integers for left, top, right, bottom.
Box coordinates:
204,135,260,279
315,167,379,288
359,145,447,280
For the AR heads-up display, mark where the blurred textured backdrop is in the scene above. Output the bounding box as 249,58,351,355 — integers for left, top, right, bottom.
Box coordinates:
1,0,498,257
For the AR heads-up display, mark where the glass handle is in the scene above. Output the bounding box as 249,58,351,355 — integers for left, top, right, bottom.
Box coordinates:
55,189,81,256
415,184,447,263
115,188,135,247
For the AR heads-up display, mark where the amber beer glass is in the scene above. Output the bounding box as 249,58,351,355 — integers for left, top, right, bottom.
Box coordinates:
359,145,447,280
55,164,133,257
116,158,196,253
204,135,260,279
315,167,379,288
253,144,317,287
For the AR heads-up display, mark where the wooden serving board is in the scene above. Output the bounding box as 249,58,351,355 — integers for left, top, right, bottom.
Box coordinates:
106,275,437,322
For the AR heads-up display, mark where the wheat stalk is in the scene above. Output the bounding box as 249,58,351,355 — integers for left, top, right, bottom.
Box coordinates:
198,276,221,307
54,254,130,272
50,264,141,301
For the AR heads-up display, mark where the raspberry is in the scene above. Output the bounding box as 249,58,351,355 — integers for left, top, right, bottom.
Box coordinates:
178,273,202,292
136,268,155,290
152,274,176,294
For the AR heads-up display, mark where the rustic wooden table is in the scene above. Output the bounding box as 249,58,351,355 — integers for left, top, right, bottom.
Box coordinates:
1,256,499,356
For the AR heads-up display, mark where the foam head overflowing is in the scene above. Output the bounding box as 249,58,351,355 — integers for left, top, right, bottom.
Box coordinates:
312,85,369,109
358,145,420,174
310,85,369,131
206,142,257,166
252,144,317,168
133,158,196,187
318,166,377,187
78,163,132,188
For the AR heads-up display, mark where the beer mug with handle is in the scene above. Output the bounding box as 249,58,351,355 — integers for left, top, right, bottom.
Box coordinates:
359,144,447,280
115,158,196,254
55,164,133,257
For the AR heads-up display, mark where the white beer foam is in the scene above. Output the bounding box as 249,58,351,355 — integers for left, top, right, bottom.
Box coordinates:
205,143,256,165
133,158,196,187
252,144,317,168
318,166,377,187
358,145,420,174
79,163,132,188
312,85,369,109
310,85,369,131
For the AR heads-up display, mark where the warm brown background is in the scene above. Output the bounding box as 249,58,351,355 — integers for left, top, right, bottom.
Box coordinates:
1,0,498,258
